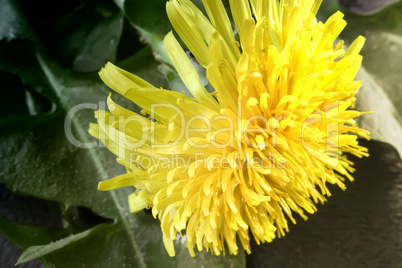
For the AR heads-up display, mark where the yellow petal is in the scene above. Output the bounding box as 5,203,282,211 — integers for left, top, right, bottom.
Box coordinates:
163,31,219,110
128,191,148,213
166,0,211,67
229,0,252,37
99,62,154,96
203,0,240,58
98,172,147,191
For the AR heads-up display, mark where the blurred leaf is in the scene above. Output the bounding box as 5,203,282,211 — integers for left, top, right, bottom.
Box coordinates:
318,0,402,156
247,140,402,267
337,0,399,15
113,0,123,9
317,1,341,20
332,2,402,157
353,67,402,158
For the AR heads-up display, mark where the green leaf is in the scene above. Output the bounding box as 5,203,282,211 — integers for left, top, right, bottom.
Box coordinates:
50,11,124,72
0,71,55,129
72,12,123,72
133,25,193,96
0,216,69,250
15,224,105,266
123,0,211,97
0,0,36,42
124,0,172,37
0,77,57,130
0,40,58,103
123,1,190,95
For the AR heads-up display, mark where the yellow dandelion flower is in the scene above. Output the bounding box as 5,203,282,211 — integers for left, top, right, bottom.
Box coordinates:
89,0,370,257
